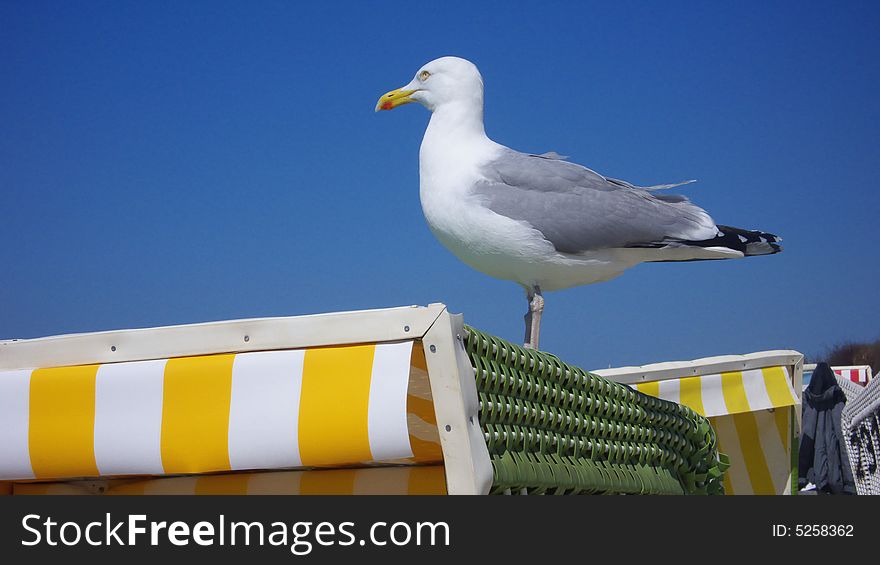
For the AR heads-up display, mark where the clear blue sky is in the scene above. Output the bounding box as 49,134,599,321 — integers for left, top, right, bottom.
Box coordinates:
2,1,878,370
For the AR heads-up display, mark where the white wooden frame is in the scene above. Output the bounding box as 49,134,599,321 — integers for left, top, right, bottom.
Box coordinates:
594,350,804,387
0,303,493,495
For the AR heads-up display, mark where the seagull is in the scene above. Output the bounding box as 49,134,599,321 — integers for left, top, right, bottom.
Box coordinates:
376,56,781,350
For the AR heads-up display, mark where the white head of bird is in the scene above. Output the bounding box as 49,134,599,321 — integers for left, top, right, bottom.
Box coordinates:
375,56,484,120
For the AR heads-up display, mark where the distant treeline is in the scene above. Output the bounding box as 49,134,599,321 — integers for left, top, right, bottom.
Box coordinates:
811,339,880,375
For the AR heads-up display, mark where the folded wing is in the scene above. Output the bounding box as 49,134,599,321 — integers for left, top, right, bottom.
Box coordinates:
473,148,719,254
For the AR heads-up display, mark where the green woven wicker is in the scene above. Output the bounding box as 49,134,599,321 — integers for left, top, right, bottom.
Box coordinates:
463,326,729,495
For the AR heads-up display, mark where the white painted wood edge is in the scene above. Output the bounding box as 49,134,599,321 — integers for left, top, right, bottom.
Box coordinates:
593,350,805,384
422,311,493,495
0,304,447,370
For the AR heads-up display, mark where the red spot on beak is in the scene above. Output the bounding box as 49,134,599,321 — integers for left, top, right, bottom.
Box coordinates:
381,101,393,110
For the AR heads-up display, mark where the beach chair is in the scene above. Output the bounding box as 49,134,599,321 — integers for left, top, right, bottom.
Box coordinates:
0,304,726,495
596,351,803,495
841,374,880,495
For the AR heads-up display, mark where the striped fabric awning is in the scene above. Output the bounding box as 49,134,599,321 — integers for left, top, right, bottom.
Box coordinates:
630,366,799,418
833,366,872,386
632,366,799,495
0,341,442,481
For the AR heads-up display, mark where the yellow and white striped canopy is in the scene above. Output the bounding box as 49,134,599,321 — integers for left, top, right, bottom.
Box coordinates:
0,341,442,482
631,366,798,417
632,366,799,495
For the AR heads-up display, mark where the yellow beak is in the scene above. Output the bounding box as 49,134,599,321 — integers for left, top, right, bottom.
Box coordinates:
375,87,417,112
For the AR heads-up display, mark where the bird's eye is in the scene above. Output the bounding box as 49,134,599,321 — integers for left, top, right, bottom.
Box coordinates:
419,70,431,81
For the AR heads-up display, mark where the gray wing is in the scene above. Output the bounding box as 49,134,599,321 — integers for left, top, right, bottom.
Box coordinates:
473,148,718,254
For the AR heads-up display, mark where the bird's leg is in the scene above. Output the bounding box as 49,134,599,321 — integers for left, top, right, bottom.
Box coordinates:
529,287,545,350
523,286,544,350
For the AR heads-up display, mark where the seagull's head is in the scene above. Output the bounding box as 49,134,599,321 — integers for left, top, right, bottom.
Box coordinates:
375,56,483,113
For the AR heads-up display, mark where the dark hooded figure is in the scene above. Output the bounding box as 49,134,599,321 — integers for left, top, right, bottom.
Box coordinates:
798,362,856,494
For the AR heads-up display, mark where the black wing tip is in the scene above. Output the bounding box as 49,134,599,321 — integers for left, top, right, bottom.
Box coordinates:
715,225,783,256
623,225,783,259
